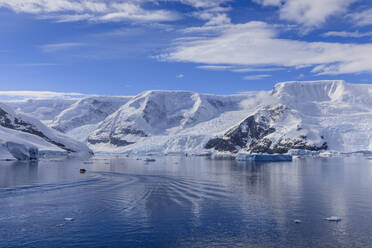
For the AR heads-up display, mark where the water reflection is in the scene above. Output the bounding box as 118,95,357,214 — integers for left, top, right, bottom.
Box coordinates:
0,160,39,188
1,156,372,247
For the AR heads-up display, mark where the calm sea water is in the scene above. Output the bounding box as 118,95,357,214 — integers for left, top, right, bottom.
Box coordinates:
1,155,372,248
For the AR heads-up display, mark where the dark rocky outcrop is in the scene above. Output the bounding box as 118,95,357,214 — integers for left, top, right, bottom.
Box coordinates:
205,105,328,154
87,136,134,147
0,106,75,152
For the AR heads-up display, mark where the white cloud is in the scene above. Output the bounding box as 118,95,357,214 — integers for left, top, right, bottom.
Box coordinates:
197,65,233,70
0,91,86,100
349,8,372,26
99,10,179,22
197,64,286,72
0,0,180,23
40,13,94,23
189,1,232,27
204,13,231,26
179,0,231,8
0,0,234,25
231,67,286,72
254,0,357,28
176,73,184,78
161,21,372,75
323,31,372,38
252,0,281,6
41,42,85,52
243,74,271,80
98,2,180,22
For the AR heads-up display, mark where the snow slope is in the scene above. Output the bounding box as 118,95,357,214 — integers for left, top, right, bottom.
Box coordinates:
0,102,92,158
6,80,372,156
87,90,265,154
89,80,372,155
207,80,372,154
6,98,77,123
272,80,372,152
205,104,327,154
50,96,131,139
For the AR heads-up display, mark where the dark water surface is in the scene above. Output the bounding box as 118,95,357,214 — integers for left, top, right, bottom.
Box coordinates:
1,156,372,248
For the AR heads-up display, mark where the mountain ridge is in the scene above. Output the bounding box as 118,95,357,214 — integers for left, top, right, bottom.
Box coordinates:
3,80,372,156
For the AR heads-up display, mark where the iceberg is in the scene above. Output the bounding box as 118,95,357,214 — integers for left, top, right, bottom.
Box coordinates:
5,142,39,160
236,153,292,162
325,216,342,222
0,103,92,158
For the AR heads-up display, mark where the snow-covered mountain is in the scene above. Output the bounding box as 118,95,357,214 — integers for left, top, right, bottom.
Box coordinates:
87,90,255,153
49,96,131,141
7,98,77,123
87,80,372,155
5,80,372,156
0,103,92,160
205,104,327,154
207,80,372,154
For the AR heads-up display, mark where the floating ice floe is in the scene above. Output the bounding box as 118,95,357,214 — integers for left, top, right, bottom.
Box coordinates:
325,216,342,222
235,153,292,162
3,142,39,160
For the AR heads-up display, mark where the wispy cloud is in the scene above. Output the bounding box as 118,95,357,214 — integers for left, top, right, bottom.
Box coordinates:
197,65,233,71
253,0,357,28
322,30,372,38
179,0,231,8
232,67,286,73
0,0,180,23
41,42,85,52
176,73,185,78
161,21,372,75
243,74,271,80
197,65,286,73
349,8,372,26
39,13,94,23
0,91,86,100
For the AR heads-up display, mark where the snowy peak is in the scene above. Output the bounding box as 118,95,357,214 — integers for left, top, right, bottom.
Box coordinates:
88,90,244,147
272,80,347,102
6,98,76,121
50,96,131,133
273,80,372,107
5,80,372,156
130,90,196,131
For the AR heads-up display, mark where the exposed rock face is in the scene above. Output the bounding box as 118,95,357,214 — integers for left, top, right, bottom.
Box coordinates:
0,103,92,154
87,136,135,146
88,90,243,147
0,105,75,152
205,104,327,154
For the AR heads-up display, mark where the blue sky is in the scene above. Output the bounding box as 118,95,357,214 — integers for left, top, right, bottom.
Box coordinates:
0,0,372,95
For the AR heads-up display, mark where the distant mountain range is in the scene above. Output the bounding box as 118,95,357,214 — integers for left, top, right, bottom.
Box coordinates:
3,80,372,159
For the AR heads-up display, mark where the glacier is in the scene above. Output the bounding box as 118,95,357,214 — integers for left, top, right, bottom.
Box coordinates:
4,80,372,158
50,96,131,141
6,98,77,124
87,90,257,154
0,102,92,160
